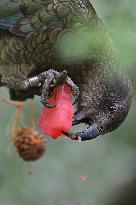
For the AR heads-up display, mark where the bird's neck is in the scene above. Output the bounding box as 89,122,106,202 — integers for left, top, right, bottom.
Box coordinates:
77,48,120,110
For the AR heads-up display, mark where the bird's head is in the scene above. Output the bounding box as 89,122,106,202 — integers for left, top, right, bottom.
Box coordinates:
73,73,133,141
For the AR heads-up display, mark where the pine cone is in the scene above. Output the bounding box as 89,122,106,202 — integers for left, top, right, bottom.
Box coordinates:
14,127,46,161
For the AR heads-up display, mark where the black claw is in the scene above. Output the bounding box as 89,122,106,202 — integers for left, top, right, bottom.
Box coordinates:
46,104,57,108
40,99,56,108
71,87,80,105
72,96,78,105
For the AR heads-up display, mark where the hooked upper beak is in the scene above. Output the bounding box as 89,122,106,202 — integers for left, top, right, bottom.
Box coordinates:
75,124,100,141
63,111,101,141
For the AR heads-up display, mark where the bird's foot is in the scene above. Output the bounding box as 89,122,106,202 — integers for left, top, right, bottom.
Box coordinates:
40,69,80,107
65,75,80,105
15,69,79,108
40,70,68,108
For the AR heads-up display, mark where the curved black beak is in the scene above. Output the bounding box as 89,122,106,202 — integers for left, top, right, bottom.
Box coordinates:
75,124,100,141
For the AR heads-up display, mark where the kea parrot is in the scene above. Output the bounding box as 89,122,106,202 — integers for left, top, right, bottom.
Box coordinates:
0,0,133,141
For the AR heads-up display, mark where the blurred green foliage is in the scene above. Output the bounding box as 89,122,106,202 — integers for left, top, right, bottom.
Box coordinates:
0,1,136,205
95,0,136,70
57,28,105,63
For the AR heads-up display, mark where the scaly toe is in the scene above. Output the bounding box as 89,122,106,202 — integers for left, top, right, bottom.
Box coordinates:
40,99,56,108
72,87,80,105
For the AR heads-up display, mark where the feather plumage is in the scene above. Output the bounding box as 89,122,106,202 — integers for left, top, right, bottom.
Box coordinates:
0,0,133,140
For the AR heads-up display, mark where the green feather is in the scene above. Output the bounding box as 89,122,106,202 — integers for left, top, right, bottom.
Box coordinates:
0,0,21,18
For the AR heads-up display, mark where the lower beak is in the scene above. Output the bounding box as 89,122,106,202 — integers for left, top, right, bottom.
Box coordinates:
75,124,100,141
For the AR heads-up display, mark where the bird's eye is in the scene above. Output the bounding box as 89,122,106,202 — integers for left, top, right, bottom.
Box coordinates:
108,105,116,113
99,125,104,131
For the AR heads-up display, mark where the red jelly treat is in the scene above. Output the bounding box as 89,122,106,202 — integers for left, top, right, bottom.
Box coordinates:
38,84,74,139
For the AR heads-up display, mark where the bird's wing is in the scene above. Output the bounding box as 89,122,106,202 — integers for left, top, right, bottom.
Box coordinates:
0,0,97,36
0,0,47,36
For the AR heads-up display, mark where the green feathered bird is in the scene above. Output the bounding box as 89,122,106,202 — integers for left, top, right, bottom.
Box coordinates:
0,0,133,141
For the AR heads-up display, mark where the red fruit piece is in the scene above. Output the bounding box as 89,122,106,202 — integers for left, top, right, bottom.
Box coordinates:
80,175,88,182
38,84,74,139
